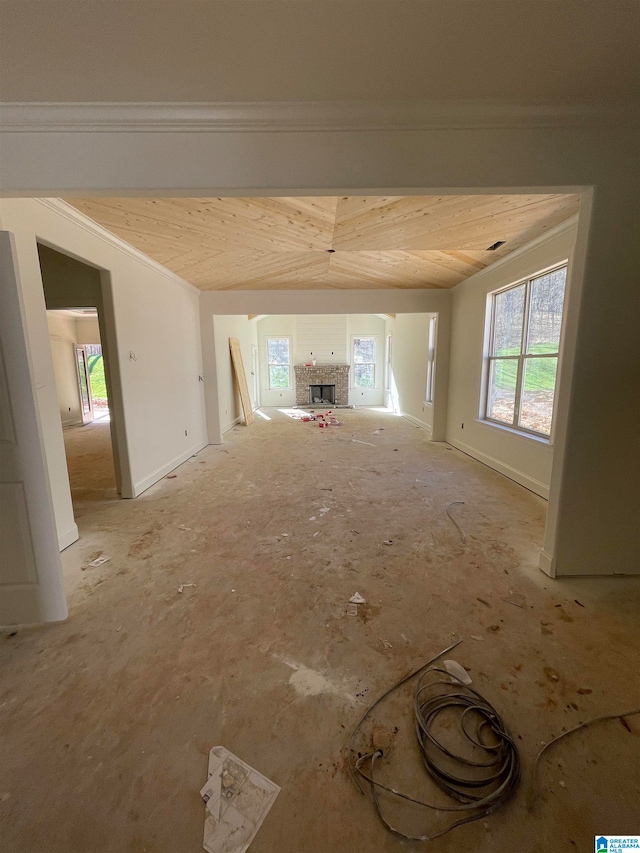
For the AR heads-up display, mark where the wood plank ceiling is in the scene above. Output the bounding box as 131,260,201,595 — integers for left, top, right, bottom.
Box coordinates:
65,194,580,290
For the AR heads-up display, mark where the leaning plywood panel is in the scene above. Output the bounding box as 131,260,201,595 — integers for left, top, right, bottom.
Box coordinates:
229,338,254,426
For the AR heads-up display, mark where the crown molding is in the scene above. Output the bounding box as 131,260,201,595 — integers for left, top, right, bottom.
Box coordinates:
2,100,639,133
35,199,200,296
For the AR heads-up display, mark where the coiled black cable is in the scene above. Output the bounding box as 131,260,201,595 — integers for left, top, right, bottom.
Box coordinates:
349,642,520,841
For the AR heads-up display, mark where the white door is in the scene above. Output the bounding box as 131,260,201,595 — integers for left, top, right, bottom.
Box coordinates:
0,232,67,624
251,344,259,410
75,345,94,424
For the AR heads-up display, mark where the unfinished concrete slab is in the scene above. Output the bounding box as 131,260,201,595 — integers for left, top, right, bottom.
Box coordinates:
1,409,638,852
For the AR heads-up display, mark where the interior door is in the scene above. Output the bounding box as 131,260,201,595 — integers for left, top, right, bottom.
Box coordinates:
75,345,94,424
251,344,259,410
0,231,67,624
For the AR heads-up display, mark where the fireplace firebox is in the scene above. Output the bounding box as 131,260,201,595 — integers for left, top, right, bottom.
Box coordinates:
309,384,336,405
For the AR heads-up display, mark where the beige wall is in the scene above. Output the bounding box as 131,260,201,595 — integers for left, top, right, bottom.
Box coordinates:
47,313,82,427
256,314,386,408
212,315,259,437
0,199,208,551
446,219,578,499
383,312,450,441
46,312,102,427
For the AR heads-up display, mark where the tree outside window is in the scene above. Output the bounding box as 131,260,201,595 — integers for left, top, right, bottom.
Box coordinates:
353,337,376,387
486,265,567,437
267,337,291,389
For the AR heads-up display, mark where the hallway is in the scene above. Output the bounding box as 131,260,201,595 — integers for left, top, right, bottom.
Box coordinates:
63,420,118,517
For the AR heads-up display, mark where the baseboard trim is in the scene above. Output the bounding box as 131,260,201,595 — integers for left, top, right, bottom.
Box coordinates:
222,415,243,435
446,437,549,499
538,549,556,578
402,413,433,433
131,440,208,497
58,523,79,552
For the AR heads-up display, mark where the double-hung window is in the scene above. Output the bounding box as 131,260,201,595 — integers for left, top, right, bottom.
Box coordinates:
486,264,567,437
353,337,376,387
267,337,291,389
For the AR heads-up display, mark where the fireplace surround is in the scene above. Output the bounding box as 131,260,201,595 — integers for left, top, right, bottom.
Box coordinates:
294,364,350,406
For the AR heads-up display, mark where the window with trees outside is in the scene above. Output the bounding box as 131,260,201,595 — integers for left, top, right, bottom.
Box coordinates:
267,337,291,389
353,337,376,387
486,264,567,437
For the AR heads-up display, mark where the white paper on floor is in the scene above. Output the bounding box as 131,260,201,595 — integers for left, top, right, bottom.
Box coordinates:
200,746,280,853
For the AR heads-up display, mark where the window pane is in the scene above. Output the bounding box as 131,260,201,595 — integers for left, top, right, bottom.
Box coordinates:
487,358,518,424
267,338,290,365
492,285,525,356
519,357,558,435
269,365,290,388
526,267,567,354
354,364,375,387
353,337,375,364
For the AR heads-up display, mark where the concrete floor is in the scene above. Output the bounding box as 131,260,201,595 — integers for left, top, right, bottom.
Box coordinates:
1,409,639,852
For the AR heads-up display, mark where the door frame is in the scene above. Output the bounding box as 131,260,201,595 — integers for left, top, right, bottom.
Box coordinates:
250,343,259,410
75,344,94,424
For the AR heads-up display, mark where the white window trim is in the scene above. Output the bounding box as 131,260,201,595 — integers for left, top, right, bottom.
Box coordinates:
483,262,567,440
351,334,378,389
425,315,437,404
266,335,292,390
384,333,392,391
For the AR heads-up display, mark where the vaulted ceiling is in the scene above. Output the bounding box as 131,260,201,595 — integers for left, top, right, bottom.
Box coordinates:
66,194,580,290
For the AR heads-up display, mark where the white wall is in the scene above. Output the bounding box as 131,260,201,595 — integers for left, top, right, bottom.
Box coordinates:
74,316,100,345
47,313,82,426
383,311,450,440
256,313,386,407
46,312,102,427
257,315,297,407
347,314,385,406
212,315,259,436
0,199,208,552
445,219,578,499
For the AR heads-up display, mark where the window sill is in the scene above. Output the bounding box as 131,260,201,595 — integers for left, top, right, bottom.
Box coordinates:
475,418,552,446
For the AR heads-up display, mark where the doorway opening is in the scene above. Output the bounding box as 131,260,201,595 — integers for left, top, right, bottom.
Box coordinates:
38,242,128,541
46,307,118,517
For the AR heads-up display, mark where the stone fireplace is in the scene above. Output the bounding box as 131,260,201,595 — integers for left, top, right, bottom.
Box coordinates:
294,364,350,406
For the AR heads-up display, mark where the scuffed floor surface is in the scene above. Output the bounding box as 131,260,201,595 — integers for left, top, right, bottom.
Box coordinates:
1,409,639,853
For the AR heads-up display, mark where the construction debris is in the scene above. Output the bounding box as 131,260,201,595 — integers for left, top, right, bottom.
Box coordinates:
178,583,196,593
349,592,366,604
200,746,280,853
443,659,472,684
503,592,526,608
87,556,110,568
446,501,467,544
